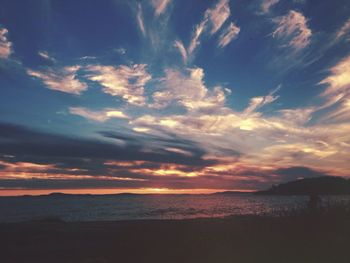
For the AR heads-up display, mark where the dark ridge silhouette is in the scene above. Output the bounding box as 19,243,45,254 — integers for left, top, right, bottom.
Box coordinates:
43,192,142,198
0,192,143,198
212,191,253,195
47,192,69,197
0,192,203,198
257,176,350,195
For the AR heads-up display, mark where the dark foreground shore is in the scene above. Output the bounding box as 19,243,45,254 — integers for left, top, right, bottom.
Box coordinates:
1,215,350,263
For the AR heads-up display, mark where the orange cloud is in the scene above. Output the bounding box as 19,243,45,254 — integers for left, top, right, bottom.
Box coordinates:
0,27,12,59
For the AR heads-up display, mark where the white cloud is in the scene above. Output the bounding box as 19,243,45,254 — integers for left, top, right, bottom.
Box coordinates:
218,22,240,48
260,0,279,14
86,64,151,106
243,88,279,115
69,107,128,122
151,67,228,111
272,10,312,51
150,0,171,16
0,27,12,59
151,68,206,108
335,18,350,42
244,95,278,115
320,55,350,96
124,62,350,176
27,65,87,95
108,61,350,178
174,40,188,63
137,3,146,36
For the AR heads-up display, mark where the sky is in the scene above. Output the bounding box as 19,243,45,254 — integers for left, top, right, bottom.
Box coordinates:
0,0,350,195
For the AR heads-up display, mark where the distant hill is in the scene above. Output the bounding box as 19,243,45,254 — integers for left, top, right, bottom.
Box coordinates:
212,191,253,195
45,192,140,197
3,192,142,198
258,176,350,195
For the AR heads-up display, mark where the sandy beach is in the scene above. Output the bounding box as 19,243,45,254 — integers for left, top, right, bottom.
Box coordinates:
1,215,349,263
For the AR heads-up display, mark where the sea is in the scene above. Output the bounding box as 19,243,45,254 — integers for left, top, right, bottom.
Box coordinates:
0,193,349,222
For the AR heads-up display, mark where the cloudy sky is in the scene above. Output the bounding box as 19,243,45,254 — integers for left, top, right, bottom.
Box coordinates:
0,0,349,194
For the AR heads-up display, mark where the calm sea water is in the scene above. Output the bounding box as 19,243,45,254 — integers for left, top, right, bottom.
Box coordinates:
0,194,349,222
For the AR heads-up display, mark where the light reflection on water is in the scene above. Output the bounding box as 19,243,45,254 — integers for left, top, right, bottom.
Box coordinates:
0,194,349,222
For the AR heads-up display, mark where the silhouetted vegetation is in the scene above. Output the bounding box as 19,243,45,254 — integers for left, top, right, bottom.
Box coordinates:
264,198,350,220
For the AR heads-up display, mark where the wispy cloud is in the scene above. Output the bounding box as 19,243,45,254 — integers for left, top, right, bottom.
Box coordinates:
319,100,350,123
69,107,129,122
150,0,171,16
206,0,231,35
188,0,231,55
320,55,350,97
278,108,315,125
272,10,312,51
131,105,349,177
218,22,240,48
80,55,97,60
335,18,350,42
114,47,126,55
27,66,87,95
243,93,278,115
0,27,12,59
188,20,207,55
38,51,56,63
319,55,350,123
174,40,188,63
260,0,279,14
137,3,146,36
86,64,151,106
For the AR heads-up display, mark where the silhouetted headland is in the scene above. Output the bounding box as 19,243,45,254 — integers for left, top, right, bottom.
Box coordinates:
257,176,350,195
